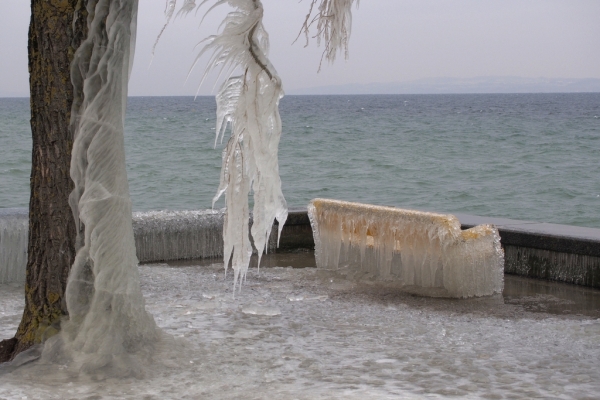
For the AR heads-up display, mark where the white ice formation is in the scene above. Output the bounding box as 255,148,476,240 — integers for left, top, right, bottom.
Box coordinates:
297,0,360,68
158,0,288,293
0,208,278,285
209,0,288,293
151,0,364,293
308,199,504,298
132,209,226,263
0,209,28,284
41,0,158,377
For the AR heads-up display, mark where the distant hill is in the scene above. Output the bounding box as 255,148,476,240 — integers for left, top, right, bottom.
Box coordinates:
287,77,600,95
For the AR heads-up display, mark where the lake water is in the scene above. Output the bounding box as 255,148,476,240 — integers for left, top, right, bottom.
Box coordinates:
1,93,599,227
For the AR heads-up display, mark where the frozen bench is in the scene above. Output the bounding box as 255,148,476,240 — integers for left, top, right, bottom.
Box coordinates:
308,199,504,298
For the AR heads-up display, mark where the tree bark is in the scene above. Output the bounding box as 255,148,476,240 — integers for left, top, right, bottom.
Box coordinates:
0,0,87,362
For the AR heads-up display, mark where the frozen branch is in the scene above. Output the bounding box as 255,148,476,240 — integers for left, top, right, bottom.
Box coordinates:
296,0,359,70
166,0,287,293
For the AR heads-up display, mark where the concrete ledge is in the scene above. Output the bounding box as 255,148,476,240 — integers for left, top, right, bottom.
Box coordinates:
503,247,599,287
0,209,28,284
132,210,225,263
454,214,600,288
456,214,600,257
276,209,314,251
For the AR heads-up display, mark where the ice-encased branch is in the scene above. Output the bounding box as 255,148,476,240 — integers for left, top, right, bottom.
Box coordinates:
212,0,287,293
180,0,287,293
297,0,359,70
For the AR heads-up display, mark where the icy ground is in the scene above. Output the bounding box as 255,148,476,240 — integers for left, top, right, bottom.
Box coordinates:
1,257,600,399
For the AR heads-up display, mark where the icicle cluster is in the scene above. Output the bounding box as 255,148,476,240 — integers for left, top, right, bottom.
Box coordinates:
297,0,359,68
132,209,226,263
41,0,158,377
308,199,504,298
0,209,28,284
159,0,288,293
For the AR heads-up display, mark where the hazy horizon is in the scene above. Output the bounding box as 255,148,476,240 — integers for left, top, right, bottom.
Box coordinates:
2,76,599,98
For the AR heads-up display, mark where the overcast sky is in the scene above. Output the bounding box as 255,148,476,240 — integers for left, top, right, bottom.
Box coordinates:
1,0,599,97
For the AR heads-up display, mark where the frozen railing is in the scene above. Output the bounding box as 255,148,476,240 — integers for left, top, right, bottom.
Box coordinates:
132,209,277,264
308,199,504,298
0,208,28,284
132,210,226,263
1,208,279,283
1,209,229,282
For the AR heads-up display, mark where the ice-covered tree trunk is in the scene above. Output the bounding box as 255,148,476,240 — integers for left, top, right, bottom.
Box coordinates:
40,0,158,377
0,0,84,363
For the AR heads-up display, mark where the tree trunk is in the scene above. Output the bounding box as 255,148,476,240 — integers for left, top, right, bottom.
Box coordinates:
0,0,87,362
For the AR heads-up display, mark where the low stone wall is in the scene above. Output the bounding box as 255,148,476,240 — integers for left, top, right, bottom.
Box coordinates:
0,209,28,284
276,210,314,251
2,207,600,289
132,210,226,263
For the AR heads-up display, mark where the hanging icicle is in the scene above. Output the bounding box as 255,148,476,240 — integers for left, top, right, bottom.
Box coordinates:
203,0,288,293
297,0,360,69
154,0,288,293
152,0,361,293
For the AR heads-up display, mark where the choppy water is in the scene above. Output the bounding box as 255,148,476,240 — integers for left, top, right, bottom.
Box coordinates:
1,93,599,227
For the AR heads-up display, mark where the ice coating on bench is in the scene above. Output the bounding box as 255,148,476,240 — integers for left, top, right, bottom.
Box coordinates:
308,199,504,298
